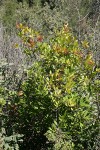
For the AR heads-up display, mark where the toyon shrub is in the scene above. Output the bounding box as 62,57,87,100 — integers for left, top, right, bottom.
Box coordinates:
1,23,99,150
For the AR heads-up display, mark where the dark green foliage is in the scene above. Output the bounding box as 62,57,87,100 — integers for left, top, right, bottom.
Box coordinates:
89,0,100,18
2,70,55,149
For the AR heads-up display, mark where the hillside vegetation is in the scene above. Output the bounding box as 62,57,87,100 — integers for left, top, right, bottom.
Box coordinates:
0,0,100,150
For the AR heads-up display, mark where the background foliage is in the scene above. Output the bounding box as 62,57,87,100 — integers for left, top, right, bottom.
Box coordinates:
0,0,100,150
